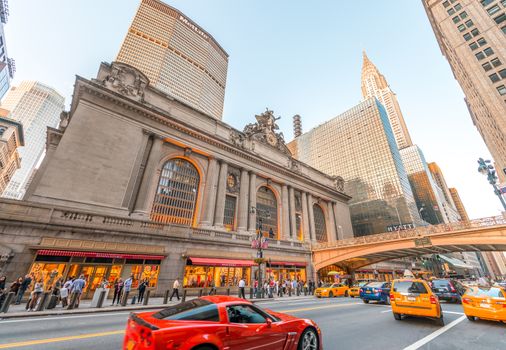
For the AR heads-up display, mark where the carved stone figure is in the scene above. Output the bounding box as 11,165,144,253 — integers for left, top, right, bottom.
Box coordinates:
101,62,149,102
59,111,70,131
242,108,291,155
230,130,246,149
333,176,345,192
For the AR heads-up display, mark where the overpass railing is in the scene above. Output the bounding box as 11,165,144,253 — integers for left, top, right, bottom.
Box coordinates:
314,215,506,250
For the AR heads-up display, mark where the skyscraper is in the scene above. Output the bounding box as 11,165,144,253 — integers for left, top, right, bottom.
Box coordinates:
117,0,228,120
449,187,469,221
428,162,460,222
288,98,424,236
361,52,413,150
0,0,15,99
0,108,23,194
423,0,506,182
1,81,64,199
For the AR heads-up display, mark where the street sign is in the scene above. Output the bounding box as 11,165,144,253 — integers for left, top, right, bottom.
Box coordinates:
414,237,432,247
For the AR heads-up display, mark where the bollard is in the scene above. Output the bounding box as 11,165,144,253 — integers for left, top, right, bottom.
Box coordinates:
226,288,230,296
249,288,253,299
67,293,79,310
121,292,129,306
47,295,58,309
198,289,203,297
131,295,137,305
36,292,50,312
0,292,15,313
143,290,151,306
163,289,170,304
288,289,292,297
181,289,187,303
96,290,107,308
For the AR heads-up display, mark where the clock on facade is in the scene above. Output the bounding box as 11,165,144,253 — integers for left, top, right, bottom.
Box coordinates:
227,174,237,189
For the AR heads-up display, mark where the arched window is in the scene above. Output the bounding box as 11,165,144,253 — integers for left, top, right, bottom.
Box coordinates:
313,204,327,242
256,186,278,239
151,158,200,226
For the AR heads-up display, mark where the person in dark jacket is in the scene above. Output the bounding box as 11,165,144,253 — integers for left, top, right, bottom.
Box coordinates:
15,274,32,305
0,275,6,309
137,279,148,304
9,277,22,295
111,278,123,305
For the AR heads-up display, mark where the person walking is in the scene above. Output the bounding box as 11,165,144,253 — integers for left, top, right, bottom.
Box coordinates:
238,277,246,299
137,279,148,304
15,274,32,305
122,275,133,305
69,274,86,309
111,278,123,305
169,278,180,301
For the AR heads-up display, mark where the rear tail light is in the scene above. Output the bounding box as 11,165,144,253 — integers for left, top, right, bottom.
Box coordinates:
430,295,438,304
495,301,506,308
462,298,472,305
360,289,363,293
139,328,153,348
390,294,394,301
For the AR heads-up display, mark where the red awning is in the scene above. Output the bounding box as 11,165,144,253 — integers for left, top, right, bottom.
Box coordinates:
37,249,164,260
269,261,307,267
188,257,255,267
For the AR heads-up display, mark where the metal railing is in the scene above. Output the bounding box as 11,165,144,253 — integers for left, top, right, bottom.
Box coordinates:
314,215,506,251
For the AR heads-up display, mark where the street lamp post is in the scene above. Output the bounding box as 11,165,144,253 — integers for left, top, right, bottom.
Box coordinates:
251,207,270,299
477,158,506,211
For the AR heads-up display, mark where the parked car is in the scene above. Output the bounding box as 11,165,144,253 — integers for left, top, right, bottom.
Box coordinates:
349,281,369,298
429,279,466,303
390,279,444,326
123,296,322,350
462,285,506,323
315,283,349,298
360,281,391,304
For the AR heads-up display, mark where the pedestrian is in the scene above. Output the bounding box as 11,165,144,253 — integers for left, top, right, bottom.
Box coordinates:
9,277,22,296
208,279,216,295
28,281,43,311
169,278,180,301
122,275,133,305
112,278,123,305
15,274,32,305
253,279,258,297
137,279,148,304
238,277,246,299
0,275,6,309
69,274,86,309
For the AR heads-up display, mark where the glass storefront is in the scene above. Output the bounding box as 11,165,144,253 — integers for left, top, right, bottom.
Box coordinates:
265,265,306,282
29,251,162,298
184,265,251,288
318,265,349,284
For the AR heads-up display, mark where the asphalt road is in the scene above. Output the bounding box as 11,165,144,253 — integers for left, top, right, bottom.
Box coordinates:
0,297,504,350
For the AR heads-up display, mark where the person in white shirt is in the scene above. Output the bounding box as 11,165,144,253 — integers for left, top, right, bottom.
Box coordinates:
238,278,246,299
169,279,180,301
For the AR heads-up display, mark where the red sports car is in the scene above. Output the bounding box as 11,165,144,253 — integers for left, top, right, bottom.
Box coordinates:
123,295,322,350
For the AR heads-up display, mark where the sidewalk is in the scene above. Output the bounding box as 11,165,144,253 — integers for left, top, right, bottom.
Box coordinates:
0,295,315,319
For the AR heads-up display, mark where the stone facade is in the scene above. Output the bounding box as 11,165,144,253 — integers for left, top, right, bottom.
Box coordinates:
0,61,352,296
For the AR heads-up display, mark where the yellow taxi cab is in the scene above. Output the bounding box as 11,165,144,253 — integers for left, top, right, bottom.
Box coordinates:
315,283,349,298
390,278,444,326
462,285,506,323
349,281,369,298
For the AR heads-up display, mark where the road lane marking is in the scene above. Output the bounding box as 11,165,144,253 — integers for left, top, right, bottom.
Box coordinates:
381,309,392,313
282,302,361,313
443,311,464,315
0,330,124,349
402,315,466,350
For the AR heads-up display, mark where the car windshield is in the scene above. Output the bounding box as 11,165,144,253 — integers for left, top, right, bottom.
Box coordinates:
366,282,384,288
394,281,428,294
432,280,450,288
467,287,505,298
152,299,220,322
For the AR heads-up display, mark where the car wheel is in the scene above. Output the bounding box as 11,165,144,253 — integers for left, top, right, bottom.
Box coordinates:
329,292,334,298
393,313,401,320
192,346,215,350
363,299,369,304
298,328,319,350
436,308,444,327
344,291,349,297
466,315,476,322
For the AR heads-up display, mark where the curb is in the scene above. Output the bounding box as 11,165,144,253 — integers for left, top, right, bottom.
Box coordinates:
0,296,314,319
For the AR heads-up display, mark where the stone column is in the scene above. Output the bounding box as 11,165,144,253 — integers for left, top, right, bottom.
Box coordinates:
248,172,257,232
281,185,290,240
213,160,228,227
237,169,249,232
327,202,337,243
307,194,316,242
201,158,219,226
288,187,296,240
333,203,343,240
301,192,310,243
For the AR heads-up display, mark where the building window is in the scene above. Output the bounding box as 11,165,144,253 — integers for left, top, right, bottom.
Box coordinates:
471,28,480,36
465,19,474,27
484,47,494,56
483,62,493,71
489,73,500,82
476,51,486,60
499,69,506,78
463,33,472,41
223,195,237,231
494,13,506,24
481,0,494,6
256,186,278,239
477,37,487,46
488,5,501,15
458,24,466,32
502,0,506,6
448,8,456,15
491,57,502,67
443,0,450,7
502,25,506,34
455,3,462,11
0,126,5,136
313,204,327,243
150,158,200,226
469,42,479,50
459,11,468,19
497,85,506,95
452,16,461,23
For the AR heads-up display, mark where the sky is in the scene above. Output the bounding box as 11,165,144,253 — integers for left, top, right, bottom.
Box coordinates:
5,0,504,219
